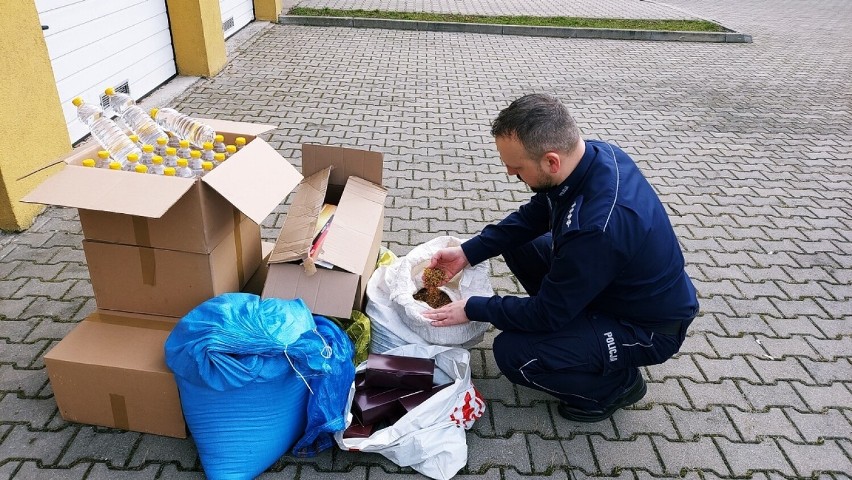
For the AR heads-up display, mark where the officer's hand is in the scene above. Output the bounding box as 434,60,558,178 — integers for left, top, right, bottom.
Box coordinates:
423,299,470,327
426,247,469,286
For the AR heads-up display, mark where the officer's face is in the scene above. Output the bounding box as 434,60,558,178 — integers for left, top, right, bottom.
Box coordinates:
495,135,556,193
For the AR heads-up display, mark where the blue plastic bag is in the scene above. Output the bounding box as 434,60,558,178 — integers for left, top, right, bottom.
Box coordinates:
165,293,352,479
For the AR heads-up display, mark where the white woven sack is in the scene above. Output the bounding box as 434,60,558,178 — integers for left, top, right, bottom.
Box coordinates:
334,344,486,480
386,236,492,346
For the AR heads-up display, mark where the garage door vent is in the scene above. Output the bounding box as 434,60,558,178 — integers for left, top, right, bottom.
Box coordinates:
223,16,235,32
100,81,131,112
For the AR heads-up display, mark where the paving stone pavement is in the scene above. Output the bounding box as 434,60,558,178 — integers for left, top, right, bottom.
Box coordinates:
2,0,851,478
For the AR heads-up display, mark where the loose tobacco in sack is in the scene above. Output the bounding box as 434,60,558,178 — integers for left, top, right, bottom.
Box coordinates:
414,267,452,308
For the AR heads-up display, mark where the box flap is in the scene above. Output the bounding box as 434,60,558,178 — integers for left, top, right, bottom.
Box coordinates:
197,117,276,136
268,167,331,264
201,138,303,224
21,165,195,218
302,144,383,187
262,263,360,318
318,176,387,274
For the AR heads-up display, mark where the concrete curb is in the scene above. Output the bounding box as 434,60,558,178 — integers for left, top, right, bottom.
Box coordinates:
278,15,753,43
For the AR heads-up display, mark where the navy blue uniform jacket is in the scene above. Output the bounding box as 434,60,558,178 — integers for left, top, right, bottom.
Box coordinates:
462,140,699,332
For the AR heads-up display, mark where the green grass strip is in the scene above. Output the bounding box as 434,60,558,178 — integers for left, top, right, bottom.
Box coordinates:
287,7,727,32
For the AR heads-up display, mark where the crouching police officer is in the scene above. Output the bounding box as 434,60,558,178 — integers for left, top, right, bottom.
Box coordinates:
423,93,699,422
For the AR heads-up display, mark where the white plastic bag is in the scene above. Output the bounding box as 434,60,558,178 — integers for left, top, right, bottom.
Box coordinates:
334,344,485,480
378,236,492,347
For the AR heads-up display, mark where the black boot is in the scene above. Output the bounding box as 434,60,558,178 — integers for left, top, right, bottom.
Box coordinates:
557,375,647,423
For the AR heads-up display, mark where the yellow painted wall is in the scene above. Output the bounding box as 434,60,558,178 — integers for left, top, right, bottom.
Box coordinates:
0,2,70,231
166,0,227,77
254,0,283,21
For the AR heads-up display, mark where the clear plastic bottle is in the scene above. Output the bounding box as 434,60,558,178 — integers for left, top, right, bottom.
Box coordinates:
235,137,246,150
213,152,225,167
140,144,154,166
213,134,227,154
163,166,176,177
108,161,122,171
134,164,149,174
175,158,193,178
72,97,140,167
105,87,169,147
82,158,96,168
177,139,192,160
129,134,141,148
155,137,169,157
148,155,165,175
164,147,179,168
96,150,111,169
189,150,203,176
149,107,216,149
201,161,214,176
225,144,237,159
125,153,140,172
201,141,215,163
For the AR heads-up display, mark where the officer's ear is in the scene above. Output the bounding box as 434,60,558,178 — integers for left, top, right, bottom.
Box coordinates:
542,151,561,174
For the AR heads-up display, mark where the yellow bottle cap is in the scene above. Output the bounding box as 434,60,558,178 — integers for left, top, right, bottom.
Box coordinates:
129,134,139,142
163,167,176,176
214,153,225,161
203,142,213,150
190,150,201,158
97,150,110,159
215,134,224,142
226,145,237,154
202,161,214,171
157,137,168,146
177,158,188,167
166,147,177,155
127,153,139,163
235,137,246,146
105,87,116,95
179,140,190,148
82,159,96,167
142,144,154,153
150,108,159,118
72,97,83,107
109,162,121,170
152,155,163,165
135,164,148,174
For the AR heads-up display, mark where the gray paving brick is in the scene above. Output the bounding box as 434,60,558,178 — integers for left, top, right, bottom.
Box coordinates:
682,379,751,410
644,355,703,381
5,261,64,281
0,425,75,465
297,465,365,479
127,435,197,470
85,463,160,480
0,461,19,479
738,380,809,411
706,333,767,358
0,319,37,343
727,406,801,442
10,461,90,480
778,439,852,478
668,406,738,441
0,394,57,429
807,337,852,360
716,437,795,476
694,356,761,383
640,378,691,410
58,426,139,467
769,316,825,337
0,365,48,397
800,358,852,386
785,409,852,442
590,434,661,475
491,402,555,437
612,404,678,440
0,298,34,320
0,339,50,368
757,335,820,359
652,436,729,476
526,433,568,473
466,433,530,473
505,469,570,480
717,315,775,336
792,382,852,412
19,298,85,321
747,357,817,384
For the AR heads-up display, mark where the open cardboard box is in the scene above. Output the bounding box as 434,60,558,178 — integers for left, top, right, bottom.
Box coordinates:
22,118,303,254
44,310,186,438
262,144,387,319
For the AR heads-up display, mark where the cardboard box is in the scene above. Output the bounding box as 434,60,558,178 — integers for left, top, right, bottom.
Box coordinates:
22,118,303,254
263,144,386,318
84,215,261,317
43,310,185,438
241,241,275,296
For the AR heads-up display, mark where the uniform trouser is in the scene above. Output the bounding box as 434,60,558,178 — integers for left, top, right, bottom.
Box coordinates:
494,233,691,411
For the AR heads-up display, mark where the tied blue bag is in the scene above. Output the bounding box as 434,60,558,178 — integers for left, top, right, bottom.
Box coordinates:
164,293,354,479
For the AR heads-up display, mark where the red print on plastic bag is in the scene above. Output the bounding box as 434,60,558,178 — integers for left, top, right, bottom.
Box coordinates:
450,388,485,428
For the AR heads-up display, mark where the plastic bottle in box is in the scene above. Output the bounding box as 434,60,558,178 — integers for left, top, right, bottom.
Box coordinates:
72,97,140,170
105,87,169,147
150,107,216,149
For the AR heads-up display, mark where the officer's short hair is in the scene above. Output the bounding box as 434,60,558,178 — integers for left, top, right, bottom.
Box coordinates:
491,94,581,159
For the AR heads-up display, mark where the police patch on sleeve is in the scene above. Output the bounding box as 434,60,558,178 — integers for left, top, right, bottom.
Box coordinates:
564,195,583,232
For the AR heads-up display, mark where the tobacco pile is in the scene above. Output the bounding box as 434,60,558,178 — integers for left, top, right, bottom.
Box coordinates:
414,267,451,308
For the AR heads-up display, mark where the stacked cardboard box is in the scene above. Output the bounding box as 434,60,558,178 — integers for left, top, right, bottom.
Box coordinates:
23,119,305,437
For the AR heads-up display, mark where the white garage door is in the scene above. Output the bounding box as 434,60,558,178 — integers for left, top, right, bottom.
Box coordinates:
37,0,177,144
220,0,254,39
